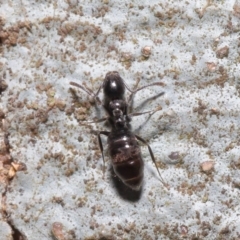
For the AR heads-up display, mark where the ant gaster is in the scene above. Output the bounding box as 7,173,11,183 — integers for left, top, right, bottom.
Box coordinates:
70,71,166,190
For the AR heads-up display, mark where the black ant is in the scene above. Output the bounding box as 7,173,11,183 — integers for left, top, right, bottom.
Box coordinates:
70,71,167,190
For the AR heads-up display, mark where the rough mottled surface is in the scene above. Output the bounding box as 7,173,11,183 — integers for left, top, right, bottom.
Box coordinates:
1,0,240,239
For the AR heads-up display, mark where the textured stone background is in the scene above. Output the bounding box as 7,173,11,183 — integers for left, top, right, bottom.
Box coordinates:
1,0,240,239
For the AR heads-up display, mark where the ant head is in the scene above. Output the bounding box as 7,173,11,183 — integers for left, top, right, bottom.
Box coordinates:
103,71,125,100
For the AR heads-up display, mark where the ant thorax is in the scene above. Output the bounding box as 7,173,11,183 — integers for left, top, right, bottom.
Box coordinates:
109,100,127,117
109,100,128,130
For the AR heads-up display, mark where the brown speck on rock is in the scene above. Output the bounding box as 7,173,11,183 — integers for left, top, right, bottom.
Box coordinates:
219,226,230,234
201,161,215,173
233,0,240,18
51,222,66,240
120,52,134,62
0,79,8,93
141,46,152,58
11,162,27,172
190,54,197,65
179,225,188,237
216,46,229,59
206,62,217,72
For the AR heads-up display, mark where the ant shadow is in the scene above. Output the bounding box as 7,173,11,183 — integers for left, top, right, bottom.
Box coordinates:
109,167,142,202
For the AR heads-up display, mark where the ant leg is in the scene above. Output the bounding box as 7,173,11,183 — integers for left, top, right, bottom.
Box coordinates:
126,81,165,104
70,81,110,124
70,81,94,97
80,116,108,125
98,131,110,178
129,106,162,118
122,79,165,113
120,79,139,113
135,134,168,188
126,106,162,125
70,81,102,104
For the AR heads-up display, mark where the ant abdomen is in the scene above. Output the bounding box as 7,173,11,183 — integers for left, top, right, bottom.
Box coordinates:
113,158,144,191
108,130,144,190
